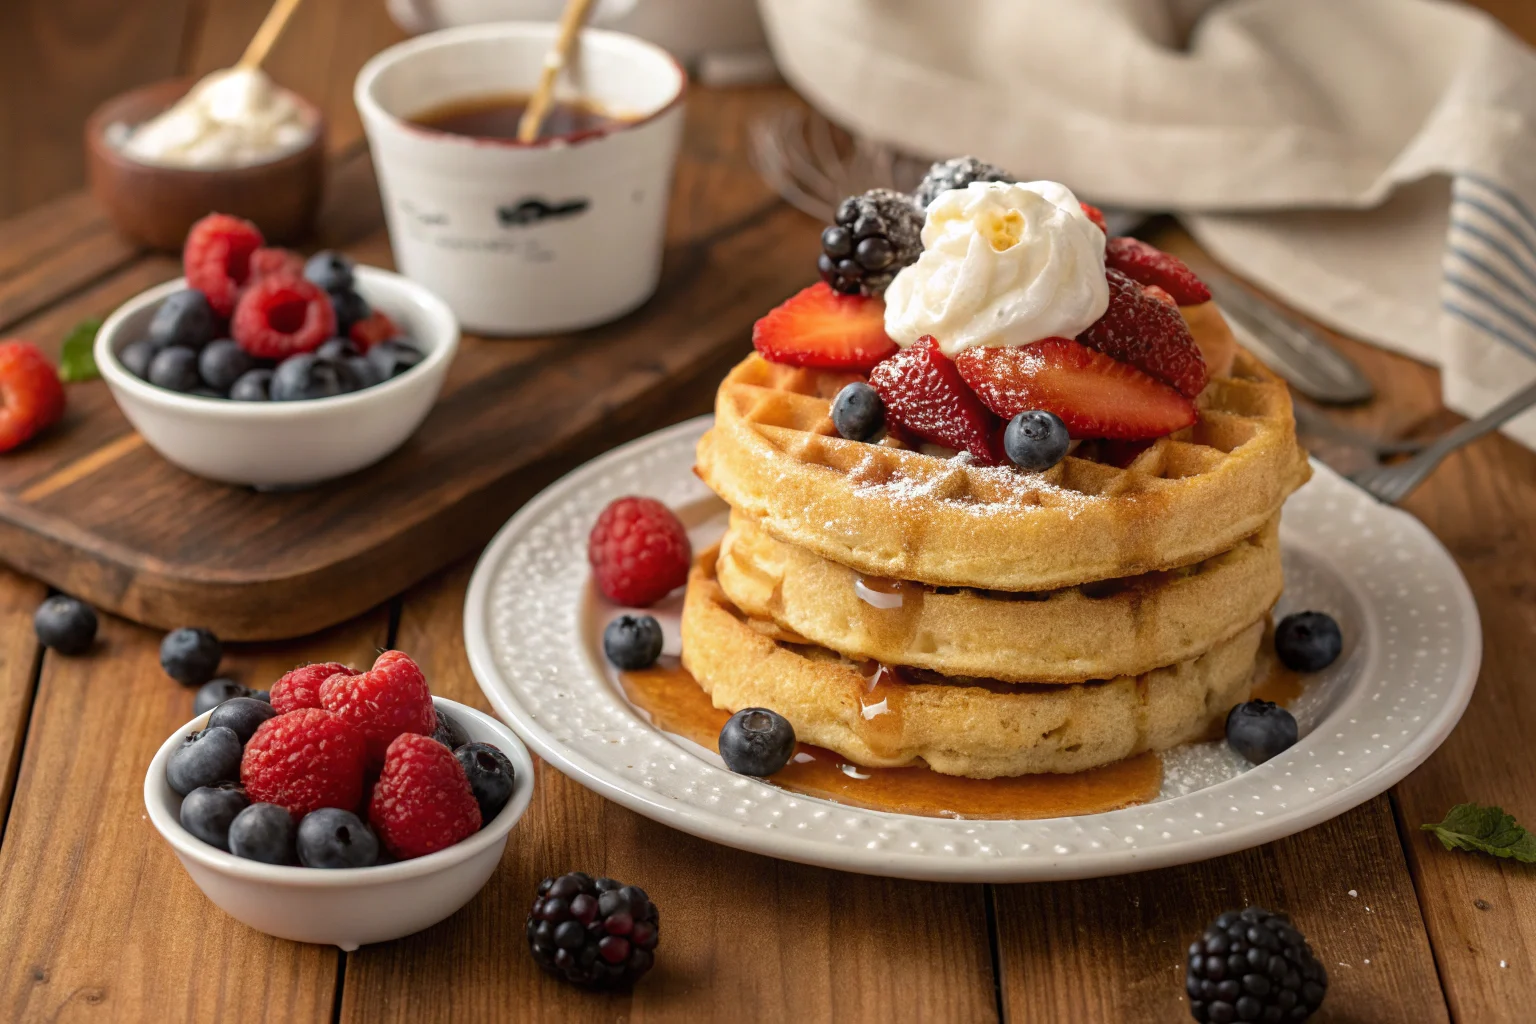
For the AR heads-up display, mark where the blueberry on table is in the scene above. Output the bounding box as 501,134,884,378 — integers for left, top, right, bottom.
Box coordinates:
229,368,274,401
179,782,249,850
209,696,278,742
431,708,469,751
229,803,297,864
528,872,660,989
270,353,348,401
297,807,379,868
603,614,664,671
166,725,243,795
367,339,424,380
160,627,223,686
718,707,796,777
193,678,252,715
1274,611,1343,673
831,382,884,441
198,339,255,391
1186,907,1326,1022
303,250,356,293
1004,410,1071,471
1225,699,1299,764
33,595,97,655
147,346,202,392
455,742,516,822
119,338,161,380
327,289,371,334
147,289,218,350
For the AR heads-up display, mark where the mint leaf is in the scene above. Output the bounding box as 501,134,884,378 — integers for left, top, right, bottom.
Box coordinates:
58,317,101,382
1421,803,1536,863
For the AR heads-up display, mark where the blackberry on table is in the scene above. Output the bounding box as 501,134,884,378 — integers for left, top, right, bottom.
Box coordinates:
1186,907,1327,1022
527,872,660,989
913,155,1016,208
818,189,923,297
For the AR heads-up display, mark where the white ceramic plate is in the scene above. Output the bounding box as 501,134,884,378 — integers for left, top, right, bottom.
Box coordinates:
464,416,1481,882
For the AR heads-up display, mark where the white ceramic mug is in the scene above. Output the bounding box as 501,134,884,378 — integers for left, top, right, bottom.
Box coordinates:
355,23,687,335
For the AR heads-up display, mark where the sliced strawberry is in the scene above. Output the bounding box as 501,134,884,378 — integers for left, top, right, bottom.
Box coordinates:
868,336,1004,464
752,282,897,372
1104,236,1211,305
1077,269,1208,398
954,337,1197,441
1080,202,1108,234
1143,284,1177,308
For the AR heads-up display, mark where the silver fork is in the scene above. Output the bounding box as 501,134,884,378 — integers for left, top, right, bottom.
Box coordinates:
1348,378,1536,504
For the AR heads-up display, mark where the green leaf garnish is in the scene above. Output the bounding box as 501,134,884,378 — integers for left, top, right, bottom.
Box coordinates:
1421,803,1536,863
58,317,102,382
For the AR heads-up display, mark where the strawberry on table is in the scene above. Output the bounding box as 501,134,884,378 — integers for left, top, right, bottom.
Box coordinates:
1077,269,1209,398
0,340,66,452
752,282,897,372
955,337,1197,441
1104,236,1211,306
868,335,1004,464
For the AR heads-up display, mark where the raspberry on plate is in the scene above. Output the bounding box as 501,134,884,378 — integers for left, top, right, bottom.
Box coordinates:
231,275,337,359
241,708,368,817
1104,236,1212,306
368,733,481,859
1077,269,1209,398
270,661,356,715
0,340,65,452
868,335,1004,464
751,282,897,373
588,497,691,607
348,311,399,352
246,247,306,282
183,213,265,317
319,650,436,763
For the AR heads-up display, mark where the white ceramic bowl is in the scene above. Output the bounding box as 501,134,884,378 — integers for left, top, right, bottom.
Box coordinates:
96,266,459,488
144,697,534,949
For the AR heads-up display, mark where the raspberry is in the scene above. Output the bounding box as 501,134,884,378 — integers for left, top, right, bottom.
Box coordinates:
183,213,264,316
270,661,356,715
349,311,399,352
587,497,691,607
527,873,660,989
868,336,1004,464
0,340,65,452
231,275,336,359
368,733,481,859
240,708,367,817
247,247,305,282
1143,284,1178,307
319,650,435,763
1104,236,1212,305
1077,269,1209,398
1080,201,1108,234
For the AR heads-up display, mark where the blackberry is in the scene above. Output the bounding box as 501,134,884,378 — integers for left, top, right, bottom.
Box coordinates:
912,155,1016,208
818,189,922,297
1186,907,1327,1022
527,872,660,989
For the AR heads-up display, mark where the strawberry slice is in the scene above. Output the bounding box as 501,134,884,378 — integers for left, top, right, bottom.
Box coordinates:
954,337,1197,441
752,282,897,372
1077,269,1209,398
1104,236,1211,305
869,336,1004,464
1080,201,1108,234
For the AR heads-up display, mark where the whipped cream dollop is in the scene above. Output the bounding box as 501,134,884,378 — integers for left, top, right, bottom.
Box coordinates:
883,181,1108,356
115,68,316,169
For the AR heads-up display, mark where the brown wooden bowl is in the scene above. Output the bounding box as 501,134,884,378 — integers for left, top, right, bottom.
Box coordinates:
85,77,327,251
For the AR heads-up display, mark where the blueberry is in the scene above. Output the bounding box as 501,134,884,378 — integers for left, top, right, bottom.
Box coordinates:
367,340,425,380
147,346,202,392
328,290,371,335
1274,612,1343,673
432,708,469,751
33,595,97,655
251,689,270,703
297,807,380,868
831,382,884,442
603,614,664,671
718,707,796,776
228,803,296,864
193,678,252,715
303,250,355,293
160,627,222,686
197,339,254,391
229,368,274,401
1004,410,1070,471
166,725,243,795
316,338,362,362
209,696,278,742
455,742,515,822
1225,700,1299,764
179,782,249,850
120,338,162,379
271,353,349,401
344,356,381,390
148,289,218,350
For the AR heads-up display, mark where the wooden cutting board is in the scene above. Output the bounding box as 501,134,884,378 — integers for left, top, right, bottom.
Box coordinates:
0,88,817,639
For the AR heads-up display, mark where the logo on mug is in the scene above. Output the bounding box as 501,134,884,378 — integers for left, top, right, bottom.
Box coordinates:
498,198,590,228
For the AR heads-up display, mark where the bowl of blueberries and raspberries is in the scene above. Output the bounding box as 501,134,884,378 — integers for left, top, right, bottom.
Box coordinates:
95,212,459,488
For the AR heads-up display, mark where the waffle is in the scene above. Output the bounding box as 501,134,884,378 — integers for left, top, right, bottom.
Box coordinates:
683,550,1263,779
716,511,1281,684
696,305,1310,592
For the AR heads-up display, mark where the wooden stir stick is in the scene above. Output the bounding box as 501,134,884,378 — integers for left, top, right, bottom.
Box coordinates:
517,0,599,143
236,0,306,70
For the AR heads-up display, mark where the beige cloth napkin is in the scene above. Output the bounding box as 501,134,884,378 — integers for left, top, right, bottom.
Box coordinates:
757,0,1536,447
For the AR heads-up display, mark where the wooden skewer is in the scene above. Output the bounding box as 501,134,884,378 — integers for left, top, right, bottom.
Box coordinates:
517,0,599,143
236,0,306,71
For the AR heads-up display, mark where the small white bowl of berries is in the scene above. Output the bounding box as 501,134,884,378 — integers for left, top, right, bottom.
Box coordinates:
96,212,459,488
143,651,534,950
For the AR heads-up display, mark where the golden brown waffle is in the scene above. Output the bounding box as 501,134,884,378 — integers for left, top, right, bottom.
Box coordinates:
682,551,1262,779
696,308,1310,592
716,511,1281,684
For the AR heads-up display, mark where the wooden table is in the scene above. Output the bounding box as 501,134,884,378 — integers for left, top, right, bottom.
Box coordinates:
1,3,1535,1021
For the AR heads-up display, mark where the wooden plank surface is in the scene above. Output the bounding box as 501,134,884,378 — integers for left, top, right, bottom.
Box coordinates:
0,569,45,828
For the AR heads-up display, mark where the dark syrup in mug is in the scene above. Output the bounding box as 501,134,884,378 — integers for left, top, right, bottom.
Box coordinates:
410,92,635,142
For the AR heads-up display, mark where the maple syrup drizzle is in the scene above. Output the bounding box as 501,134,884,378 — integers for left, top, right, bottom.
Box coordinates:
1250,648,1305,707
618,660,1163,820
